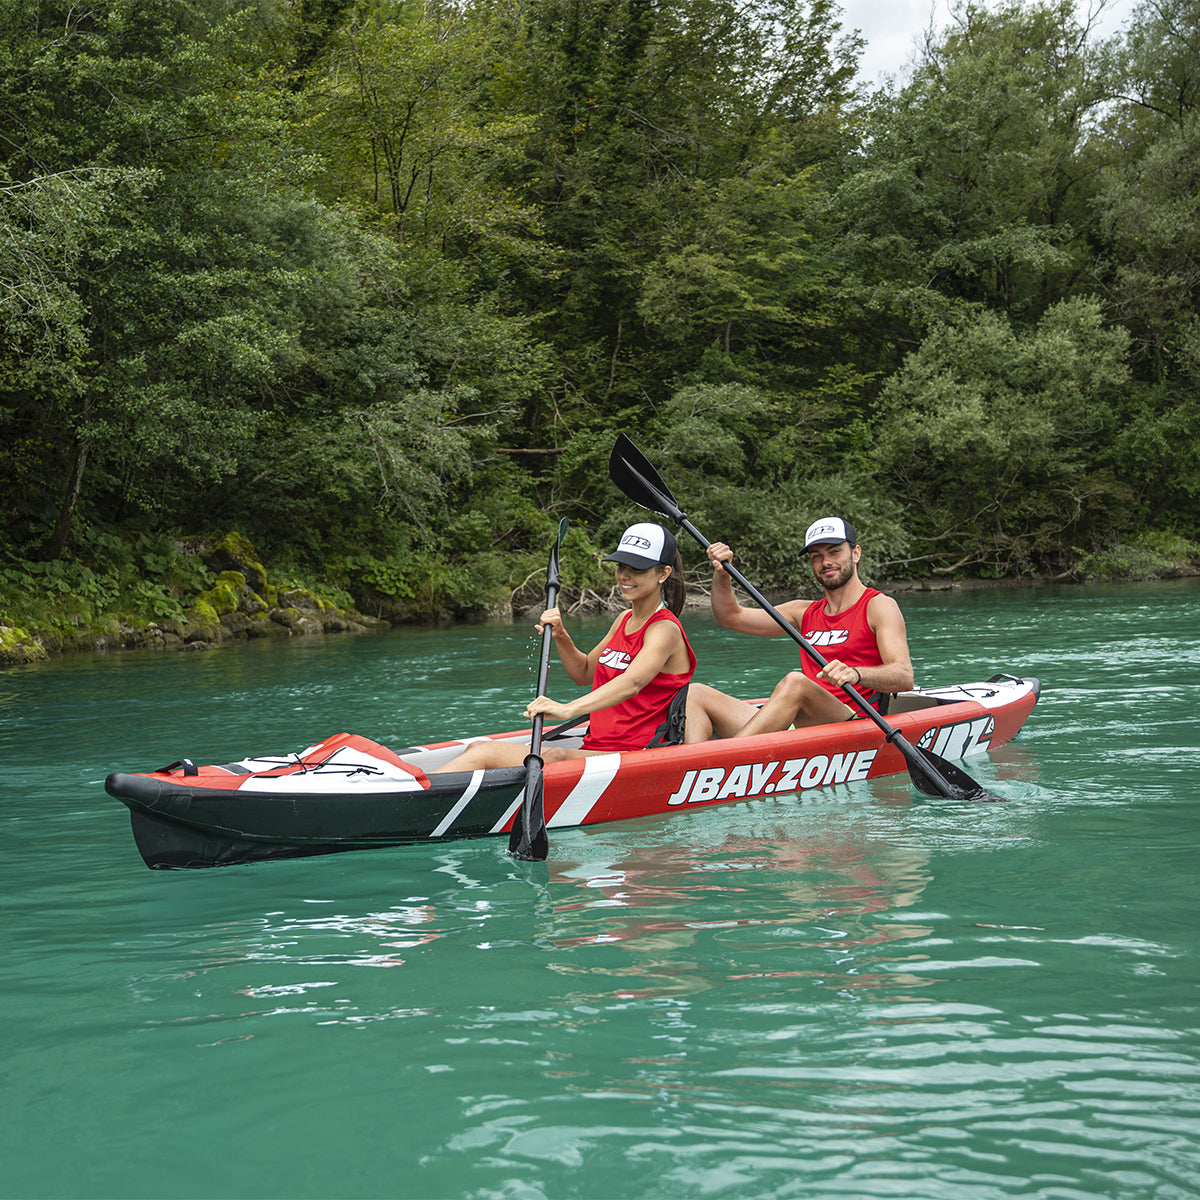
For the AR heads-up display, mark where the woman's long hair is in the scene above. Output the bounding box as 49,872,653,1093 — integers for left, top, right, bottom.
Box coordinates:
661,549,686,616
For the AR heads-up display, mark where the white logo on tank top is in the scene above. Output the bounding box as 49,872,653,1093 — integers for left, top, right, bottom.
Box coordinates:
803,629,849,647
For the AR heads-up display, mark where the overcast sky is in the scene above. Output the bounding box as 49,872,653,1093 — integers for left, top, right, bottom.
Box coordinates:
841,0,1144,86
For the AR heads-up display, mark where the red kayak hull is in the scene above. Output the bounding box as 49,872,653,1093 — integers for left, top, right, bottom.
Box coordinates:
105,675,1039,868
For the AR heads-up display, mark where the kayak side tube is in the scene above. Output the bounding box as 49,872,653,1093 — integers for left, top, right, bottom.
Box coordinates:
536,675,1039,831
106,765,529,869
105,675,1039,869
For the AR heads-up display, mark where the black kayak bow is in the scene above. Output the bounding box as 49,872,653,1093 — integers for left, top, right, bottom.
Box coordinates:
509,517,571,860
609,433,1004,803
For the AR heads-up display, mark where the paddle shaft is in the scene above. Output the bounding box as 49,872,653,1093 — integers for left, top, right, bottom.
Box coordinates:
509,517,570,860
527,572,561,760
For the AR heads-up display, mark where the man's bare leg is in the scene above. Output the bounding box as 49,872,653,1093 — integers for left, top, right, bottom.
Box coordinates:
732,671,851,737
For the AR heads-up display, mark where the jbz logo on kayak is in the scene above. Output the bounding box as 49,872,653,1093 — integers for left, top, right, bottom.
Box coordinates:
916,714,994,760
665,716,994,806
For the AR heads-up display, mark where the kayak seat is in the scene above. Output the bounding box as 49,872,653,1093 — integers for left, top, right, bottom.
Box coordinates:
646,683,689,748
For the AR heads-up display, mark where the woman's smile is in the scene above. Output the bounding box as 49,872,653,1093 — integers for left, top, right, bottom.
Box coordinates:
614,564,663,601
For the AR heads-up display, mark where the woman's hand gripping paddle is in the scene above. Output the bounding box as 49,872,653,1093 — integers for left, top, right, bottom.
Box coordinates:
509,518,571,861
608,434,1004,803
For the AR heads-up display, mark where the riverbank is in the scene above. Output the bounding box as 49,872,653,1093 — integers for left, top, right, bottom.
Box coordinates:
0,602,392,666
3,530,1196,668
0,532,392,667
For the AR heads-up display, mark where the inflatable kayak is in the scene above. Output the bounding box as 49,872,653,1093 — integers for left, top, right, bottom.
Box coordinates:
105,674,1038,869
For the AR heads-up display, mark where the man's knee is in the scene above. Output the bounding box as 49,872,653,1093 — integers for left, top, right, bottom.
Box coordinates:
773,670,808,699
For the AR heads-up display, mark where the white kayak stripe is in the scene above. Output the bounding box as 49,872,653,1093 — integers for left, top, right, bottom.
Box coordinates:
548,754,622,829
432,770,484,838
491,792,525,836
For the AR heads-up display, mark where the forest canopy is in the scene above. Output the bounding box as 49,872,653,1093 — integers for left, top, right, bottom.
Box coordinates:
2,0,1198,624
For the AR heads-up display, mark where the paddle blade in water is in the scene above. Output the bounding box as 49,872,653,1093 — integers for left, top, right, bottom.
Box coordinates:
894,733,1005,802
508,755,549,861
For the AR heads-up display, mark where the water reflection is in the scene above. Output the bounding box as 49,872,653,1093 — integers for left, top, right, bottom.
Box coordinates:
522,822,935,1002
114,811,944,1025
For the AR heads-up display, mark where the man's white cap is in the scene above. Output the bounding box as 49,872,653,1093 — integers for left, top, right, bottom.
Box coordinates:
803,516,857,552
602,522,677,569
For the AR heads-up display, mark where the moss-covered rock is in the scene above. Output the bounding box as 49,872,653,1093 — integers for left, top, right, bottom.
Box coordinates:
238,588,269,617
201,532,269,595
182,598,221,640
0,625,49,664
271,607,326,636
198,571,247,617
56,616,123,654
217,610,251,637
38,628,66,655
279,587,328,613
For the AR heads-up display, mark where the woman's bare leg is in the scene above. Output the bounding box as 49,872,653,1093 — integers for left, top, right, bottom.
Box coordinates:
430,741,528,773
431,742,615,773
684,683,759,742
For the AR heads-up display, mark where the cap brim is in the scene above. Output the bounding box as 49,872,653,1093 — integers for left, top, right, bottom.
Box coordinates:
602,551,661,569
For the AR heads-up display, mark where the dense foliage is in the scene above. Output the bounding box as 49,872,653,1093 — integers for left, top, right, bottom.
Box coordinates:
2,0,1197,625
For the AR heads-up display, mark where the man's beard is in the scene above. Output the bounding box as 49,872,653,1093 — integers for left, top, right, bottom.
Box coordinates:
814,559,855,591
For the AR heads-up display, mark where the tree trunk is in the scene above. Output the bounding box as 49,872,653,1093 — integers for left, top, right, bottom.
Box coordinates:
44,440,88,561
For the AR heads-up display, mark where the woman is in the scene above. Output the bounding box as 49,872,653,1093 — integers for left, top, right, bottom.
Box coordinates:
432,522,695,772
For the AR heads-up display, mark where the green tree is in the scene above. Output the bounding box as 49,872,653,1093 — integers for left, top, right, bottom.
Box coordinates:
831,0,1113,340
310,0,542,276
873,298,1131,574
1090,0,1200,534
0,0,314,555
489,0,860,422
1098,113,1200,384
0,0,550,578
1112,0,1200,129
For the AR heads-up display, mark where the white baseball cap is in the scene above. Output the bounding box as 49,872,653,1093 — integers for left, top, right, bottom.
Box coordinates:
602,522,678,569
803,516,857,552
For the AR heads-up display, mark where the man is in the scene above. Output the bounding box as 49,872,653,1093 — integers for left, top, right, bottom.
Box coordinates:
684,516,914,741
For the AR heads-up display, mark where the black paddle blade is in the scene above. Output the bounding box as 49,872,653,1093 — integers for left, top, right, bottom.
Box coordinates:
893,733,1005,802
547,517,569,592
609,434,684,520
508,754,549,861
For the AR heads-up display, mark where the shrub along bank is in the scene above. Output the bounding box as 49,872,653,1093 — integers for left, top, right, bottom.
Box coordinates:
0,523,623,666
0,532,393,665
2,528,1197,668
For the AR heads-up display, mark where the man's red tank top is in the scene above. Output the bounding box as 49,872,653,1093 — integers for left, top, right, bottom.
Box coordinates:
800,587,883,709
582,609,696,752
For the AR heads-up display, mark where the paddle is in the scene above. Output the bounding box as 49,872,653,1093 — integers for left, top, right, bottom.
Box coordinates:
508,517,571,861
608,434,1003,802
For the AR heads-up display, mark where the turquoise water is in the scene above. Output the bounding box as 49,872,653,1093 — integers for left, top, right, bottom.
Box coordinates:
2,580,1199,1200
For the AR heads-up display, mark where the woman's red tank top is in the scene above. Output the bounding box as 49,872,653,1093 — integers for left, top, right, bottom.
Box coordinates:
582,609,696,752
